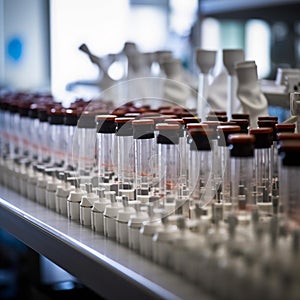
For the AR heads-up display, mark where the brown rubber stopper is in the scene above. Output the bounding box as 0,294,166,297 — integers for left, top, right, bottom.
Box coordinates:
156,123,180,130
164,118,184,124
132,119,154,126
96,114,117,121
115,117,135,123
228,134,255,144
217,125,241,133
250,127,273,134
277,133,300,140
186,123,209,130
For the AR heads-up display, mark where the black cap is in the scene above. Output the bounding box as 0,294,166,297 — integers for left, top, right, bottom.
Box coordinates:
96,115,117,133
217,125,241,146
132,119,154,139
48,108,64,125
279,140,300,166
77,111,96,128
189,128,213,151
38,107,48,122
115,117,134,136
18,103,31,117
228,134,255,157
64,109,78,126
29,104,38,119
257,120,277,141
230,119,249,134
249,128,273,149
156,123,180,145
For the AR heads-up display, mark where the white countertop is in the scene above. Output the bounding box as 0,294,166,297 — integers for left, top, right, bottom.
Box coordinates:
0,185,211,300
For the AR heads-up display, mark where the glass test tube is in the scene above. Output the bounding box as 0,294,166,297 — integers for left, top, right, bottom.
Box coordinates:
76,111,97,176
186,122,206,190
0,99,5,158
156,123,180,205
188,126,213,207
278,140,300,226
249,128,273,203
37,106,51,164
228,134,255,214
48,107,65,167
28,104,40,161
96,114,117,184
164,118,187,188
183,117,200,187
116,117,135,193
0,100,10,158
202,121,221,197
258,119,278,192
144,115,167,189
132,119,155,196
9,103,20,159
18,103,32,158
64,109,79,170
217,125,241,203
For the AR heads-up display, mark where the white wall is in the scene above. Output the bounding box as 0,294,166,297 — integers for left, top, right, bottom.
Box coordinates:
2,0,49,90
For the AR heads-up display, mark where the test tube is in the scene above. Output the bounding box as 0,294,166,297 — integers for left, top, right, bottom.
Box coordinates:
37,105,51,164
18,102,32,158
164,118,187,188
76,111,97,176
278,140,300,226
217,125,241,204
188,126,213,207
115,117,135,198
96,114,117,185
228,134,255,214
186,123,208,190
28,104,40,161
63,108,79,170
202,121,221,194
156,123,181,207
249,128,273,203
9,102,20,159
132,119,155,199
0,99,9,159
48,107,66,167
258,118,278,185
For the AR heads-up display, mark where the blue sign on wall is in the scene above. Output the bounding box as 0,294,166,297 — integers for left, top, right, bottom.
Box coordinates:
6,37,23,62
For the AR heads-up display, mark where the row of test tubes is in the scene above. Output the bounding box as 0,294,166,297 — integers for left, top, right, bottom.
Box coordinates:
2,91,300,299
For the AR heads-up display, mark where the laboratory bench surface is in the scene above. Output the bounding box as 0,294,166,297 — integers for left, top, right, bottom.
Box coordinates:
0,186,211,300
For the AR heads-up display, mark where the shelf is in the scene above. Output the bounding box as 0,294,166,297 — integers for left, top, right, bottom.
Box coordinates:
0,185,211,300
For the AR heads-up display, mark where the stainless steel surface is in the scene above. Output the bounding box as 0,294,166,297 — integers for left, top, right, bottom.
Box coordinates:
0,185,210,300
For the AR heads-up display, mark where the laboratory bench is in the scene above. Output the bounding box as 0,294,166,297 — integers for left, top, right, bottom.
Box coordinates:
0,185,212,300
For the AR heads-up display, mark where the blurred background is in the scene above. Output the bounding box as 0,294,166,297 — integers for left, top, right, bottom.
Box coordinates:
1,0,300,97
0,0,300,299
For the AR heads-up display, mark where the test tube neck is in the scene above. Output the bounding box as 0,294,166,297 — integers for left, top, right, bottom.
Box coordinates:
228,214,238,239
292,230,300,255
122,195,129,210
86,183,93,194
177,216,186,232
97,188,105,200
110,192,116,205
